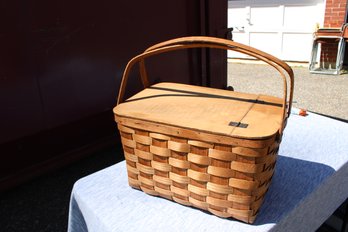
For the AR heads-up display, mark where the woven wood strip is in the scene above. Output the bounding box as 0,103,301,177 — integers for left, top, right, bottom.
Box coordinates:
153,175,171,185
171,185,190,197
252,196,265,209
228,194,253,204
255,152,277,164
188,184,209,196
124,151,138,162
150,145,171,157
151,160,171,172
126,164,139,175
227,208,253,218
208,149,236,161
121,137,136,148
169,172,190,184
229,178,259,190
173,196,192,206
189,197,209,209
206,196,233,208
207,182,233,194
133,134,152,145
128,178,140,187
153,175,172,185
154,186,173,197
168,158,190,169
269,141,280,153
232,146,269,157
118,124,135,134
207,166,234,178
136,163,154,175
134,149,153,160
141,186,158,196
188,140,214,148
168,140,190,152
230,161,265,173
138,175,154,187
264,158,277,169
187,169,210,182
252,182,271,196
149,132,171,140
255,168,276,183
187,153,210,165
208,208,232,218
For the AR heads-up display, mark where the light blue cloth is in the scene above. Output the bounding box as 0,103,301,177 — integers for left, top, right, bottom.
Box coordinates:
68,112,348,232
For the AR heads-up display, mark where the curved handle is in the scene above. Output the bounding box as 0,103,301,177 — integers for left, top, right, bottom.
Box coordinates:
117,36,294,134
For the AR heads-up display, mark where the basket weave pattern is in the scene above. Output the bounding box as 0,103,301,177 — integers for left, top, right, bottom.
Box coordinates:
114,36,294,224
118,123,279,223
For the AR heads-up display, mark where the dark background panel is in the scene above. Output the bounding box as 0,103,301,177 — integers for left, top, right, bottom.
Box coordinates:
0,0,227,190
0,0,203,143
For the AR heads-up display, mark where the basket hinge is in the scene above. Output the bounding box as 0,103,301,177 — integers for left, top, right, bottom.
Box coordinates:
229,121,248,128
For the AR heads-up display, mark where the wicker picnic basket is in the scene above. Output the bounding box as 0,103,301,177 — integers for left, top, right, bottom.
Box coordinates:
113,36,294,223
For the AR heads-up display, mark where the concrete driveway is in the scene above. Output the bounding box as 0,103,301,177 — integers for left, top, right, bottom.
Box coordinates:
227,61,348,121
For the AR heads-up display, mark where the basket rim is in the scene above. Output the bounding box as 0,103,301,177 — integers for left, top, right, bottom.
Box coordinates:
115,115,278,149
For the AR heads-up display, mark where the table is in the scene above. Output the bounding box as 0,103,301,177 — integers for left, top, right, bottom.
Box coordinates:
68,112,348,232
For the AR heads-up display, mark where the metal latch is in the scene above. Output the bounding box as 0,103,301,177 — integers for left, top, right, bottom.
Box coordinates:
229,121,248,128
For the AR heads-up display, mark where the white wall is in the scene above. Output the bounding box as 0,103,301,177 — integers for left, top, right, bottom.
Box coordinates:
228,0,326,61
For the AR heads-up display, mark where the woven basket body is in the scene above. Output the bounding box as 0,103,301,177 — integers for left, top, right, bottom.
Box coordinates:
113,37,294,224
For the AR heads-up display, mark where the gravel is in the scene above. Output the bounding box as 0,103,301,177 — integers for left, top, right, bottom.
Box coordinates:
228,62,348,121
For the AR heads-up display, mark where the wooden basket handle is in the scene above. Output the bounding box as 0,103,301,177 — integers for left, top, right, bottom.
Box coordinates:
117,36,294,134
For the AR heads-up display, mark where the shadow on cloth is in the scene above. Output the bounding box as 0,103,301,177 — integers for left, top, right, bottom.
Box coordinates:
254,155,335,225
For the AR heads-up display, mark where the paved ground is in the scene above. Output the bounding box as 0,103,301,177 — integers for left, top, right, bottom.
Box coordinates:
228,61,348,121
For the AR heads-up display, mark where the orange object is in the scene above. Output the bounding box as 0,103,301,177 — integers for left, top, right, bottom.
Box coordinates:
299,109,307,116
291,108,307,116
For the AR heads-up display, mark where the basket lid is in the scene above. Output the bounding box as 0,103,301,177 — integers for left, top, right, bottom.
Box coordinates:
113,83,283,139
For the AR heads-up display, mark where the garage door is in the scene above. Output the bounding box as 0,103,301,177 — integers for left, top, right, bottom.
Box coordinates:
228,0,325,62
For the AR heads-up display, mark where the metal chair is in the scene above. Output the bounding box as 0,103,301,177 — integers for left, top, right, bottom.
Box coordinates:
309,24,348,75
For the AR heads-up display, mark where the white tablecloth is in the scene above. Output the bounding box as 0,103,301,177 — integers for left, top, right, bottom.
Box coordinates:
68,112,348,232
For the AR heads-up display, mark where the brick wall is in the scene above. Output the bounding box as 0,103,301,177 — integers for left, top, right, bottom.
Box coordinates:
320,40,340,69
324,0,347,28
321,0,347,68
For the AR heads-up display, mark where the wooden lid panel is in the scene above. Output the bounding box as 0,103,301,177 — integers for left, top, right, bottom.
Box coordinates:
114,83,283,139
